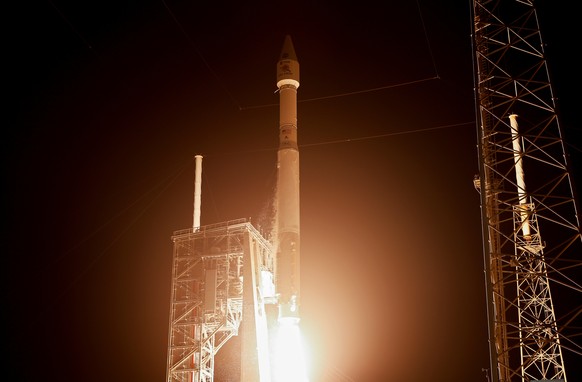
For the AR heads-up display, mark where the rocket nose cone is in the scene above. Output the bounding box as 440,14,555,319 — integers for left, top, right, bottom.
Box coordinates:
277,35,299,87
279,35,298,61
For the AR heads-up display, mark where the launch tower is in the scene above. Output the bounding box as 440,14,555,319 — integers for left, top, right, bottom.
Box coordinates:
471,1,581,381
165,218,275,382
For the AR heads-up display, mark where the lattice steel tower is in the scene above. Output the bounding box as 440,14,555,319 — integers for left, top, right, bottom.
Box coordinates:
165,158,276,382
471,1,582,381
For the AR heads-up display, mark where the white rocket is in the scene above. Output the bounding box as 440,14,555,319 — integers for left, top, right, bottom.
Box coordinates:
276,35,301,322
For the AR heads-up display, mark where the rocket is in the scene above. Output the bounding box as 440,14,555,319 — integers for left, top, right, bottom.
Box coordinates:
276,35,301,322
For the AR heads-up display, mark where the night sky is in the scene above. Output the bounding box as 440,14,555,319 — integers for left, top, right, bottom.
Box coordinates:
6,1,579,381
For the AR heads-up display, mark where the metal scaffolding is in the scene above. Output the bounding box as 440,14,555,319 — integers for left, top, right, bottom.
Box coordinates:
471,1,581,381
165,219,275,382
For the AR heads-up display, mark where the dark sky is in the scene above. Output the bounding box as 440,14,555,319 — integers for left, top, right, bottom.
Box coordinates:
5,1,579,381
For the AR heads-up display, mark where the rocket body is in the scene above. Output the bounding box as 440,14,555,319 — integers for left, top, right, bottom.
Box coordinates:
276,35,301,322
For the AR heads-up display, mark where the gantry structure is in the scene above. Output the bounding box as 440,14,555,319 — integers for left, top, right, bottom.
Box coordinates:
165,219,275,382
471,1,581,381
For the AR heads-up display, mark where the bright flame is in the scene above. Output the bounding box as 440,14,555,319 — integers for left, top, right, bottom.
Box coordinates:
272,320,310,382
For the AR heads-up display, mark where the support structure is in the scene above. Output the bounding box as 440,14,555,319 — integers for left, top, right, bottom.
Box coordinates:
471,1,581,381
165,219,275,382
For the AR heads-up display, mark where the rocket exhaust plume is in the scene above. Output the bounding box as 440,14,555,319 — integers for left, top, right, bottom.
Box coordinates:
276,35,301,322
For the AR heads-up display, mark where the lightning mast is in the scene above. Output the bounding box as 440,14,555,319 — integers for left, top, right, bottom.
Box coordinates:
471,1,582,381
